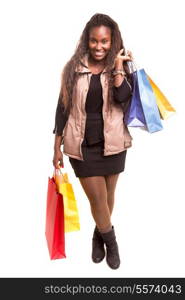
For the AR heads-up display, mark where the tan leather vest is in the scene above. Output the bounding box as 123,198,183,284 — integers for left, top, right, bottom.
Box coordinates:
63,55,133,161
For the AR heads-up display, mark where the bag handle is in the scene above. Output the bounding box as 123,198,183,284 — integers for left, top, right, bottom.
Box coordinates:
127,60,137,73
53,167,68,183
53,167,64,178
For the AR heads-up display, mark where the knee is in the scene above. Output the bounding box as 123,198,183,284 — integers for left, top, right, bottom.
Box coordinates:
89,193,107,209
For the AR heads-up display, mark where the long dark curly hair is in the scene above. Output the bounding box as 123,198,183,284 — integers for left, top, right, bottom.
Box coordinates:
59,13,131,114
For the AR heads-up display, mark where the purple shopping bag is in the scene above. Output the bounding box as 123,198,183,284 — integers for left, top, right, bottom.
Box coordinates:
125,61,163,133
124,71,146,127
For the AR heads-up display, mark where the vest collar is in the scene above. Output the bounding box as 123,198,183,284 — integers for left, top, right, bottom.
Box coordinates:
75,53,114,74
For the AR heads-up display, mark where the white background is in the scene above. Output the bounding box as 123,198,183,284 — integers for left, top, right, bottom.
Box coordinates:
0,0,185,277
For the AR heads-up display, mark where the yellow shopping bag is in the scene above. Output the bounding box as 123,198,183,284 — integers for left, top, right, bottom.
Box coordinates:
147,75,176,120
54,168,80,233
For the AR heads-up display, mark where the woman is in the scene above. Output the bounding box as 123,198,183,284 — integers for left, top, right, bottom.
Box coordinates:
52,13,133,269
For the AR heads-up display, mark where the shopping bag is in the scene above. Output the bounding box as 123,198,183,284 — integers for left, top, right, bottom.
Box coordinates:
124,71,146,127
45,176,66,259
147,75,176,120
137,68,163,133
54,168,80,233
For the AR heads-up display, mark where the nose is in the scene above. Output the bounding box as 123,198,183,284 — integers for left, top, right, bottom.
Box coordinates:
95,42,102,50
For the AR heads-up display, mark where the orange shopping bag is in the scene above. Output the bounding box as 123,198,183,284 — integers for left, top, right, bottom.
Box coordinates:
147,75,176,120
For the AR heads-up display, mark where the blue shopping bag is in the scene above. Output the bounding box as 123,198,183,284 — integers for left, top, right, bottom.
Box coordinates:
137,68,163,133
124,71,146,128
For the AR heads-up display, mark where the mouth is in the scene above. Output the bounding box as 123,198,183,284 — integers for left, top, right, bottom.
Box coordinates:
94,51,105,57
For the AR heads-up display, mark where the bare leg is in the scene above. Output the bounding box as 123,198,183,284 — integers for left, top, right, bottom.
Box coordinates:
104,173,120,215
79,176,111,232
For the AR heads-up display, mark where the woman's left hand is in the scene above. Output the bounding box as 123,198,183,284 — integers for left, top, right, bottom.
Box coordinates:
115,49,133,65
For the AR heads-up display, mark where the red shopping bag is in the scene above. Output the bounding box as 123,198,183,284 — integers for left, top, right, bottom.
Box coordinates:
45,176,66,259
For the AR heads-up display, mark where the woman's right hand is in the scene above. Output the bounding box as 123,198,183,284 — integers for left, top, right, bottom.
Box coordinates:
53,149,64,169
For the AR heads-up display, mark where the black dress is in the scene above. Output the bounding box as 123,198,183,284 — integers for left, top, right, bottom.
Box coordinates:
53,73,132,177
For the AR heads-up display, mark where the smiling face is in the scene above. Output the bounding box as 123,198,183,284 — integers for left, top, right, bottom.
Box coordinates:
88,25,112,62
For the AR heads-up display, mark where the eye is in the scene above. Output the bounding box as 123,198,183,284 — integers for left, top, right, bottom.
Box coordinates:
102,39,108,44
90,38,96,43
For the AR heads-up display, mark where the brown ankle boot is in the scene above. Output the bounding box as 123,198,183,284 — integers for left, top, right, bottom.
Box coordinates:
92,226,105,263
100,226,120,269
